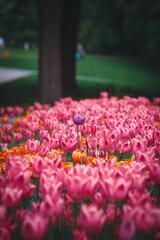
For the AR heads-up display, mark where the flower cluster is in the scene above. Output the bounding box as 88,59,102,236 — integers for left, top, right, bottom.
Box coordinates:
0,93,160,240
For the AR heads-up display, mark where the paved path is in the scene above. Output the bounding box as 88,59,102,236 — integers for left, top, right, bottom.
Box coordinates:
0,67,111,85
0,67,35,85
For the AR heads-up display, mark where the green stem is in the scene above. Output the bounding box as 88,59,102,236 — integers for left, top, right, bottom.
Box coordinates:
72,200,78,230
77,125,80,148
86,137,89,157
34,177,39,202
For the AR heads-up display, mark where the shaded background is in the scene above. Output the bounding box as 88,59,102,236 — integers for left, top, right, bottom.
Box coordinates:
1,0,160,58
0,0,160,106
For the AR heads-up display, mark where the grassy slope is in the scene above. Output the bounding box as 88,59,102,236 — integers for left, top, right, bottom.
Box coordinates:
0,48,160,106
77,55,160,98
0,49,39,106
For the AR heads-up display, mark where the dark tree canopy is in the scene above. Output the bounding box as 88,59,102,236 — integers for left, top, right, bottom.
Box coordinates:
79,0,160,57
0,0,39,47
0,0,159,57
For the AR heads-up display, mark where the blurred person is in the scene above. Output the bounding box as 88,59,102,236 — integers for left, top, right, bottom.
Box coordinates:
76,42,85,59
0,36,5,57
24,42,30,50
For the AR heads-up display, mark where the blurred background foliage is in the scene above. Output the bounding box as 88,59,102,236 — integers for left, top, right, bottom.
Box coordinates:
0,0,160,58
0,0,39,48
79,0,160,58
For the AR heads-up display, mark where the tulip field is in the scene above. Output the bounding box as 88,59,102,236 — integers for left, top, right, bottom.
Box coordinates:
0,92,160,240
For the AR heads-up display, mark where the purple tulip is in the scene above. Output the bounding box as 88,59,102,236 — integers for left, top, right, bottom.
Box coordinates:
72,113,85,125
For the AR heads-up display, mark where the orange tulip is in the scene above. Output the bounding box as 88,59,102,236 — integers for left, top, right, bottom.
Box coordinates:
154,121,160,129
1,116,8,124
61,162,73,168
72,149,87,164
87,156,97,167
107,155,118,162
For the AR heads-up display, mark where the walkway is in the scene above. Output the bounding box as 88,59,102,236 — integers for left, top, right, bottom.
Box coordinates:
0,67,35,85
0,67,110,85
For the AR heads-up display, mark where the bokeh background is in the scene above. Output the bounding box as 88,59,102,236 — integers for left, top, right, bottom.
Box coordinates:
0,0,160,106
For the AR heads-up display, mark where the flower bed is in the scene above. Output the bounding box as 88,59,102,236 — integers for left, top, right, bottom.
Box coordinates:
0,92,160,240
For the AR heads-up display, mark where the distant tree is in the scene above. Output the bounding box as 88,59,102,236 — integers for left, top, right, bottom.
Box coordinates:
0,0,39,47
116,0,160,57
38,0,82,103
79,0,160,57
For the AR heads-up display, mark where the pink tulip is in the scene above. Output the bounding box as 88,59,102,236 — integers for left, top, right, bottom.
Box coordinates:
64,207,74,226
99,136,108,151
131,172,147,191
25,129,34,139
32,155,46,176
48,136,60,149
65,175,86,202
22,213,48,240
44,118,53,130
82,177,98,199
131,138,147,155
128,189,151,206
106,203,117,224
0,205,6,221
13,132,23,142
6,106,14,115
3,123,12,133
40,179,62,199
119,217,135,240
39,145,49,157
135,151,150,164
132,206,159,233
19,118,27,127
14,105,24,115
0,222,15,240
0,107,5,115
113,178,131,201
77,204,106,235
13,172,35,199
34,101,43,110
153,97,160,105
6,154,28,174
29,122,40,132
47,155,62,168
16,209,29,224
73,229,90,240
87,137,99,150
120,127,131,139
149,162,160,182
94,192,106,208
100,91,108,98
1,135,12,144
40,194,64,221
61,134,78,152
27,139,40,153
39,129,49,139
2,187,22,208
101,177,130,202
116,139,131,153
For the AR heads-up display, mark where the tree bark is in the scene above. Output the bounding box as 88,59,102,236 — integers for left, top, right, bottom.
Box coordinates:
39,0,63,103
61,0,82,97
38,0,82,103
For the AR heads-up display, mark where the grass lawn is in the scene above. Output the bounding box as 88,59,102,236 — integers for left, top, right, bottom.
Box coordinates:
0,48,160,106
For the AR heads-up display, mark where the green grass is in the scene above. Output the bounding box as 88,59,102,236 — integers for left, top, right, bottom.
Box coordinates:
0,48,38,70
0,48,160,106
77,55,160,98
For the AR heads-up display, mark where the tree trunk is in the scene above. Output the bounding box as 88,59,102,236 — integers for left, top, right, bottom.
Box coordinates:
61,0,82,97
38,0,82,103
39,0,63,104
